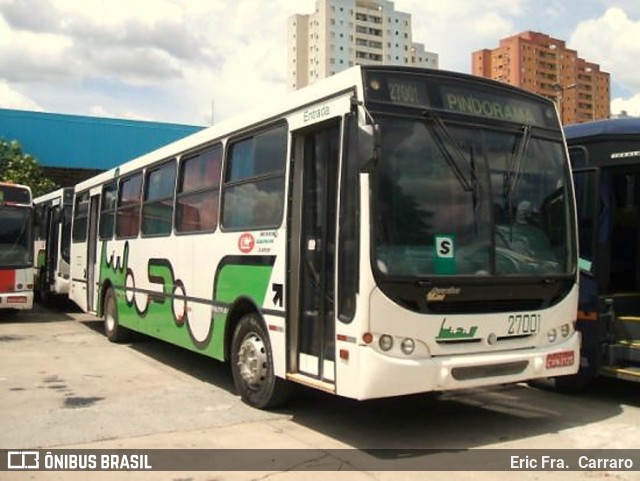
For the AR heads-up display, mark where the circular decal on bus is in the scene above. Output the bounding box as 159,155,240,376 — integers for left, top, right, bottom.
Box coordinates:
125,269,136,305
172,281,187,326
238,233,255,253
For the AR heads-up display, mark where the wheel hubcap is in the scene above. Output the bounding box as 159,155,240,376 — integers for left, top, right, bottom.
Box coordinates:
237,333,268,389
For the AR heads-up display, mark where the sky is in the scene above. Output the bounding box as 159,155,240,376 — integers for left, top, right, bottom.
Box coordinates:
1,0,640,126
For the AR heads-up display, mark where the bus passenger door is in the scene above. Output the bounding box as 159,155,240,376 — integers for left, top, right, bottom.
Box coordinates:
573,168,599,289
39,206,56,293
86,194,100,313
289,120,341,384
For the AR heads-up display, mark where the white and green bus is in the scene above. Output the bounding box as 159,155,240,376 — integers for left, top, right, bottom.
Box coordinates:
69,66,580,408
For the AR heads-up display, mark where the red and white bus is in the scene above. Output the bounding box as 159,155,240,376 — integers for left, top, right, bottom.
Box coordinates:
0,182,34,311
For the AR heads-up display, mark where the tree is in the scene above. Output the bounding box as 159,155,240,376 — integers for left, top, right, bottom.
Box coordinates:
0,138,58,197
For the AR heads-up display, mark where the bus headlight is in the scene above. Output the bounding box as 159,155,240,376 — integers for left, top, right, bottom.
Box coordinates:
547,328,557,343
561,323,571,338
379,334,393,351
400,338,415,355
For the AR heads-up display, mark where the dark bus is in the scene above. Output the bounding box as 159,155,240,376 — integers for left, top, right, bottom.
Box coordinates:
566,117,640,385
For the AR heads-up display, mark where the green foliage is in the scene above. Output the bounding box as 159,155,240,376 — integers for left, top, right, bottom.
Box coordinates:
0,138,58,197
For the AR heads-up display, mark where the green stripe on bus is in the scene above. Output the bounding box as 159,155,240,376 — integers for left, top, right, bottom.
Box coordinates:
210,262,274,359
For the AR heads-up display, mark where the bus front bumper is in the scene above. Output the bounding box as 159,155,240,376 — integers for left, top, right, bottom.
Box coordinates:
352,332,580,400
0,292,34,310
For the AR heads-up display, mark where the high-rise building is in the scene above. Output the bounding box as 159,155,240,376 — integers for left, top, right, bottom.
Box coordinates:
288,0,439,91
472,31,610,124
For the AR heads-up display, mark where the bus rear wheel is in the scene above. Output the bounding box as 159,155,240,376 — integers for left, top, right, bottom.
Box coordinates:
103,287,131,343
231,313,290,409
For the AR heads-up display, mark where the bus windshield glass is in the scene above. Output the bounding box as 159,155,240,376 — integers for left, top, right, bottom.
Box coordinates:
0,204,33,267
373,116,575,278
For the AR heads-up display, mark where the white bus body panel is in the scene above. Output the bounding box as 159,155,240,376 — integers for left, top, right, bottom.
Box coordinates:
334,285,580,400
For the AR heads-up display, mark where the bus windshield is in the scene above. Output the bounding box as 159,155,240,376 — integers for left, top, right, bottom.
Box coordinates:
0,205,33,267
373,116,575,278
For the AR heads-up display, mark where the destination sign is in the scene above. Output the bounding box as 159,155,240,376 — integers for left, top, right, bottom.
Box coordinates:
364,72,558,129
441,86,543,125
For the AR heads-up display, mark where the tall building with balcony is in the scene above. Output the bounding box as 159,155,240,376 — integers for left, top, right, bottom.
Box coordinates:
472,31,610,124
288,0,439,91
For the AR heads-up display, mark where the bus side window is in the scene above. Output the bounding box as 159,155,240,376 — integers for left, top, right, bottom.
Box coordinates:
99,182,117,240
176,145,222,234
568,146,588,169
72,193,89,243
116,173,142,239
142,160,176,237
221,124,288,230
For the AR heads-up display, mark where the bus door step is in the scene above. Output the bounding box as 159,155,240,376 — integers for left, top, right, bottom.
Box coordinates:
286,372,336,394
606,340,640,366
613,316,640,341
599,365,640,382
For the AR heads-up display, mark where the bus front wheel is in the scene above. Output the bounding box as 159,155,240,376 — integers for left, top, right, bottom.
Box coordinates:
103,288,131,343
230,313,290,409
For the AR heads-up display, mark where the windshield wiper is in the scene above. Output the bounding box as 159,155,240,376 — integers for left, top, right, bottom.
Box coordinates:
423,111,475,192
507,125,532,203
505,124,532,240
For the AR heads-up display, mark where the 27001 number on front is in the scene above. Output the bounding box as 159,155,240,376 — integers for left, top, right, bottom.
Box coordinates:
507,313,540,336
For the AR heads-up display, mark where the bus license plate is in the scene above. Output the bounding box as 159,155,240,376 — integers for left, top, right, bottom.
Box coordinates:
7,296,27,304
545,351,575,369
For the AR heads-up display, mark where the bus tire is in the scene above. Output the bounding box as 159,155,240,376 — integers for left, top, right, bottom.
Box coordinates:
103,288,131,343
231,313,290,409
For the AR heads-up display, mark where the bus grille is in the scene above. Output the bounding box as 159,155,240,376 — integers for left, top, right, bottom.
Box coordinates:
451,361,529,381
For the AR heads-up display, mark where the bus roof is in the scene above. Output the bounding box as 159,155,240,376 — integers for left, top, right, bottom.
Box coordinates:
73,65,368,192
73,65,560,193
564,118,640,141
33,186,74,205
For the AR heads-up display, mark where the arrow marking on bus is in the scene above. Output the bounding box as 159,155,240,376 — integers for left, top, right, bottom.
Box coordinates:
272,283,283,307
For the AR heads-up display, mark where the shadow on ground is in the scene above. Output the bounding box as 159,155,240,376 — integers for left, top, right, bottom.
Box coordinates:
51,304,639,457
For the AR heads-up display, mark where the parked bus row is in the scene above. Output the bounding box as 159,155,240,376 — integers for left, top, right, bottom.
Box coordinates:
11,65,595,408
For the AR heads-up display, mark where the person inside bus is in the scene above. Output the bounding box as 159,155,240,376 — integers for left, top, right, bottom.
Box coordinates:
509,200,556,265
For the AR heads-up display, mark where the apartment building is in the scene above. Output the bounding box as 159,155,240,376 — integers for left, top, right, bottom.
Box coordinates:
472,31,610,124
288,0,439,91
